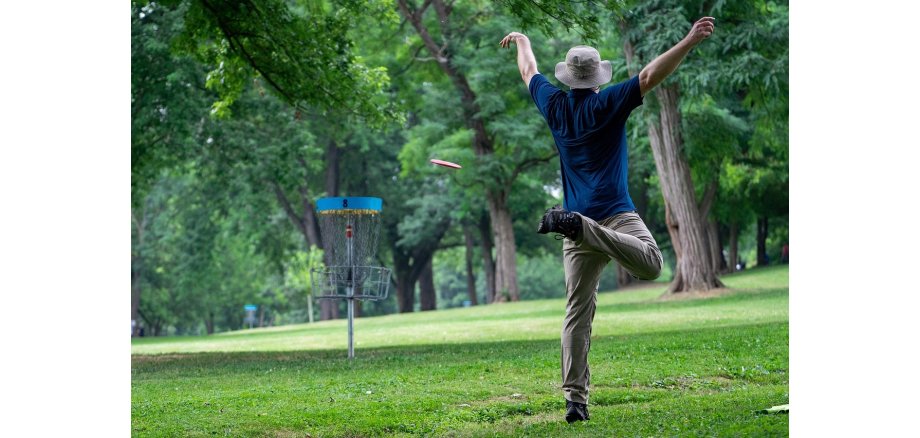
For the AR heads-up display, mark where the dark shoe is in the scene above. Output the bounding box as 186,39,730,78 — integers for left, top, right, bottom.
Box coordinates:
565,400,590,423
537,205,582,240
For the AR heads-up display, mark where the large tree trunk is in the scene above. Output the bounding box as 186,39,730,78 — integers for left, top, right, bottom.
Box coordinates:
131,263,142,337
707,219,726,273
478,212,496,303
398,0,518,302
621,25,721,293
319,144,342,320
487,190,519,302
419,259,437,311
757,216,769,266
616,264,634,289
396,279,415,313
131,209,145,337
647,85,723,293
664,201,682,262
463,225,478,305
271,176,338,317
728,222,739,273
393,249,415,313
318,282,337,319
325,140,340,198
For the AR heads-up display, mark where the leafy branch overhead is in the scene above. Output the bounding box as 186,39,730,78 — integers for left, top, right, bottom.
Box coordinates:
163,0,403,125
492,0,622,43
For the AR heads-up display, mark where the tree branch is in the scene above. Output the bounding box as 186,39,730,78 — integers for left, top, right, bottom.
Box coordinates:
269,179,305,234
510,150,559,183
397,0,449,67
698,179,718,219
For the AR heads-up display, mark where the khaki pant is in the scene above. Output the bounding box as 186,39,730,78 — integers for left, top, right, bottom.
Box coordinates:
561,211,663,404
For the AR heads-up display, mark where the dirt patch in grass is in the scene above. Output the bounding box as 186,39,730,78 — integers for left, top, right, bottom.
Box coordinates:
131,354,189,364
268,430,313,438
500,411,560,428
630,375,735,391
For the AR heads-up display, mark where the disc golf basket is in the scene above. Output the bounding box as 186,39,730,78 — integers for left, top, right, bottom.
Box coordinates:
311,197,390,359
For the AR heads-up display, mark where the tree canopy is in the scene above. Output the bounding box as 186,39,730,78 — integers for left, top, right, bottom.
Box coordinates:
132,0,788,335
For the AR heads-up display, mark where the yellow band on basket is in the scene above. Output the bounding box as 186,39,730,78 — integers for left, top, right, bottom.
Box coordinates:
317,209,380,216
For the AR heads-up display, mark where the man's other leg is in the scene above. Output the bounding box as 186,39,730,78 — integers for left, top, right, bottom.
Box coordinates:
561,240,608,405
576,212,663,281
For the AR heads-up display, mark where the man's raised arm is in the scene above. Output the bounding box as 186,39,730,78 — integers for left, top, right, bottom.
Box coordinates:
638,17,715,96
500,32,538,87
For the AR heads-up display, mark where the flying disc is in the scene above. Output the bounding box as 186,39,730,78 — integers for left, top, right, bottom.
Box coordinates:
430,159,462,169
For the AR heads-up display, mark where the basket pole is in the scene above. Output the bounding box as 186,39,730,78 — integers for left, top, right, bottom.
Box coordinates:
346,222,355,360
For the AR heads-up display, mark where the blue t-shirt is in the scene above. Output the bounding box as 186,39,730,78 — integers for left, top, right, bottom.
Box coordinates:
529,73,644,221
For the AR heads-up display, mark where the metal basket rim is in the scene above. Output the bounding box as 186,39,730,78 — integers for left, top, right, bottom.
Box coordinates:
310,266,391,301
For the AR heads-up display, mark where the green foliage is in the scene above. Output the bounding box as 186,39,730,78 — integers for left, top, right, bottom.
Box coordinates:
514,252,566,300
620,0,788,245
132,1,213,200
287,247,325,295
160,0,402,125
493,0,627,42
132,0,788,332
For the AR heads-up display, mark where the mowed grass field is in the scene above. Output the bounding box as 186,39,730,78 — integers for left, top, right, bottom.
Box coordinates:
132,265,789,437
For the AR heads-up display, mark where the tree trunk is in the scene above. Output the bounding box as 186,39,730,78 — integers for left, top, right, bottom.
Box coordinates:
463,225,478,305
478,212,496,303
616,264,634,289
394,251,415,313
707,219,726,273
320,298,338,320
396,275,415,313
664,200,682,285
258,306,265,328
131,209,145,337
319,144,342,320
131,265,142,337
647,85,723,293
325,139,340,198
487,190,519,302
398,0,518,302
664,200,682,262
419,259,437,311
294,148,339,321
728,223,739,273
205,313,215,335
757,216,769,266
621,24,721,292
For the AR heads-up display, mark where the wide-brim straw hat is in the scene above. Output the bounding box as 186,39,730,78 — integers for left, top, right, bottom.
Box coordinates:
554,45,613,89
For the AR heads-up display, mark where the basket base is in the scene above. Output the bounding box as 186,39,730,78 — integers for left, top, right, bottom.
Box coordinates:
311,266,391,301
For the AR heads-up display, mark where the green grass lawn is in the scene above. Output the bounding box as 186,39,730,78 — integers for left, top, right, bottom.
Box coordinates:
132,265,789,437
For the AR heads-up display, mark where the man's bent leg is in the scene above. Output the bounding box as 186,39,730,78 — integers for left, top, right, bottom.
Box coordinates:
575,212,663,280
561,239,608,404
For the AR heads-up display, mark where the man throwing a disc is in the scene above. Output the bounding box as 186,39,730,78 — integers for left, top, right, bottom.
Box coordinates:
500,17,715,423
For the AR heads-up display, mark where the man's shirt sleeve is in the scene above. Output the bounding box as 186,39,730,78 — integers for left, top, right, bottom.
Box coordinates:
600,75,644,121
528,73,559,119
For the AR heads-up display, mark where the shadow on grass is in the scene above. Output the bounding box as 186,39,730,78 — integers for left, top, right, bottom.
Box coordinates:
132,286,788,349
132,320,788,376
132,320,789,437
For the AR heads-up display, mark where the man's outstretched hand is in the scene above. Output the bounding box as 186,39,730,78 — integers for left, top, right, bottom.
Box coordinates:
499,32,529,48
685,17,715,45
500,32,537,86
